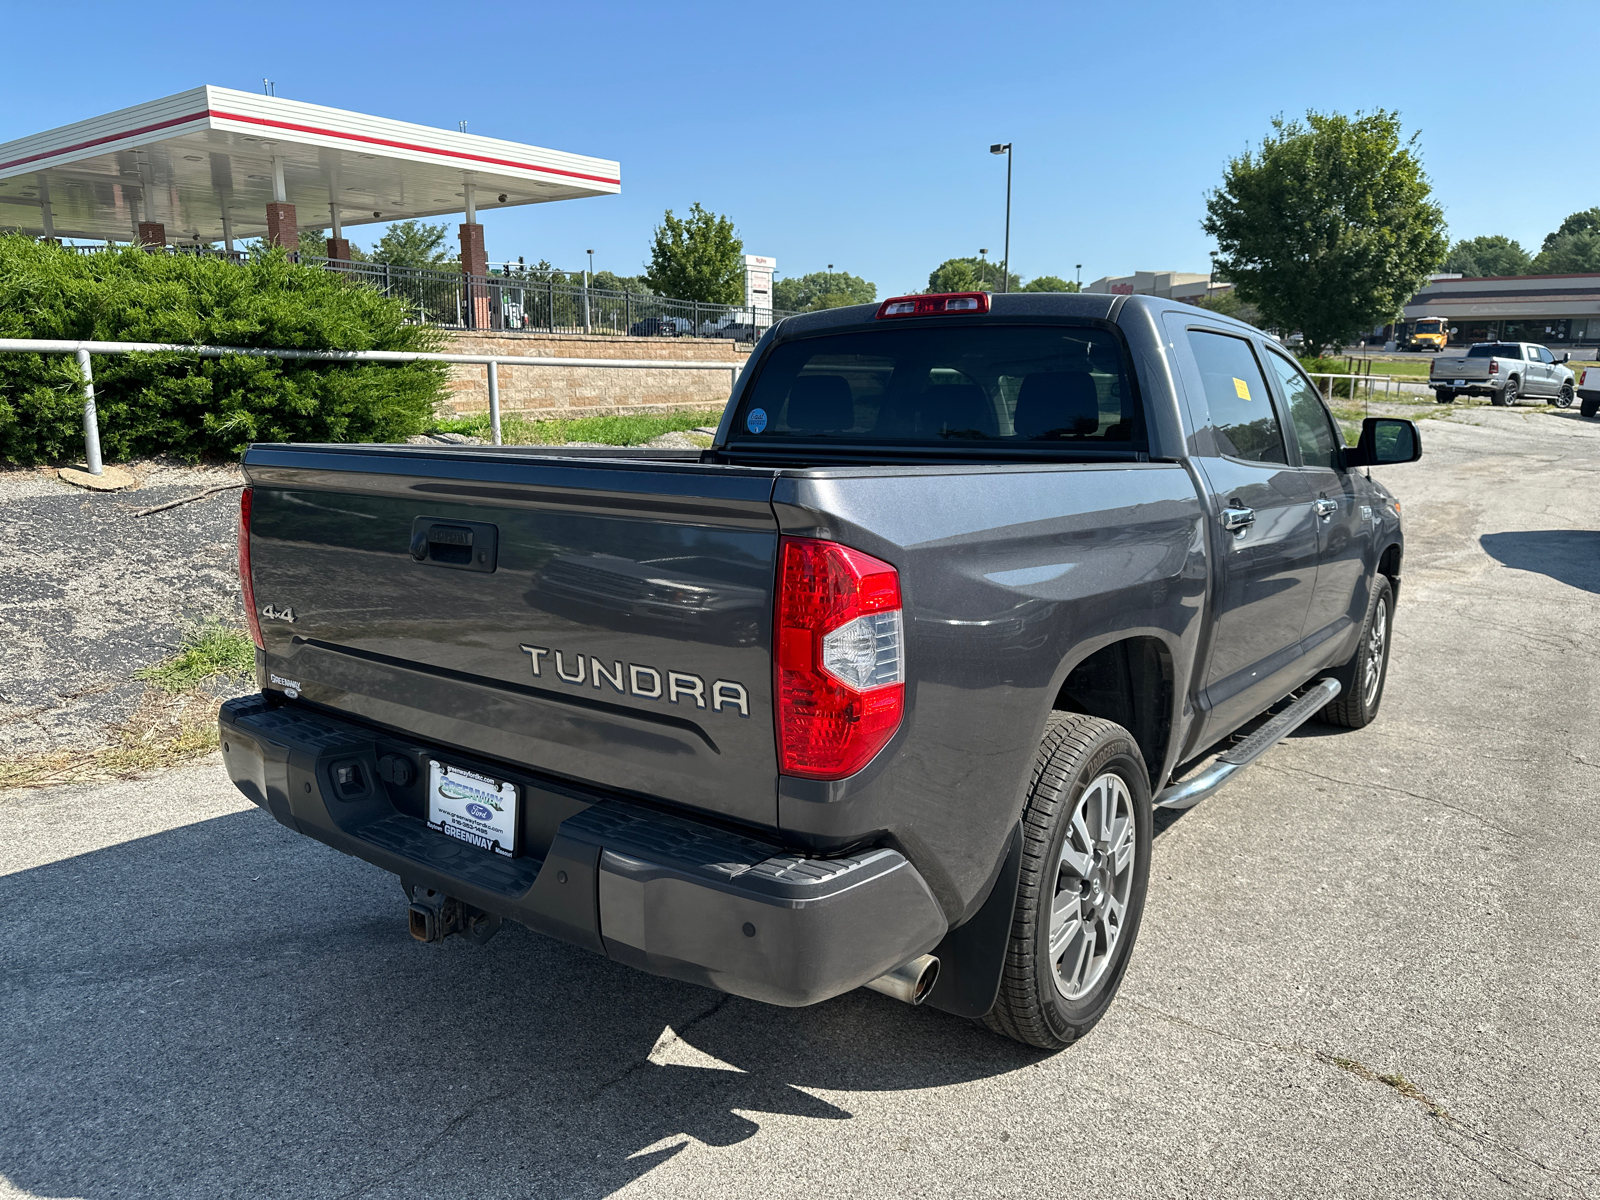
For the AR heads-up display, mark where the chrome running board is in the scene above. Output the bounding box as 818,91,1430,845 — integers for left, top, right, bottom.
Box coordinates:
1154,677,1342,810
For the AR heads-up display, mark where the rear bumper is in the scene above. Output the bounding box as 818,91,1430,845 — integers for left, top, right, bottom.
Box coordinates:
219,695,945,1006
1431,380,1501,394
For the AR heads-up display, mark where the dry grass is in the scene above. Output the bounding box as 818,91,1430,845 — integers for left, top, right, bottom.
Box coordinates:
0,687,225,791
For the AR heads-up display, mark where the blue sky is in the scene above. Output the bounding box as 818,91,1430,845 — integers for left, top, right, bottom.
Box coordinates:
3,1,1593,296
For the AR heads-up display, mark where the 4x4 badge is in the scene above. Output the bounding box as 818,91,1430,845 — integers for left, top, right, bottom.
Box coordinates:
261,604,297,622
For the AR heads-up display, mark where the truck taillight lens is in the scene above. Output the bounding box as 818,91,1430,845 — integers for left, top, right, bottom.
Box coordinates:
239,487,263,650
775,537,905,779
1489,360,1498,375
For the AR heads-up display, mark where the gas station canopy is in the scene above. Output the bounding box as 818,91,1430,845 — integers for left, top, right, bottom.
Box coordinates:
0,85,621,244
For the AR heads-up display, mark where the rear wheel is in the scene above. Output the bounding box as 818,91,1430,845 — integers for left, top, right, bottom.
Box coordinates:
1582,395,1599,418
1493,380,1517,407
1318,575,1394,729
1555,383,1575,409
982,713,1152,1050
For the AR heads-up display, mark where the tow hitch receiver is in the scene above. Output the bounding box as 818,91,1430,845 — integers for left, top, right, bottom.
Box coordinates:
403,882,503,946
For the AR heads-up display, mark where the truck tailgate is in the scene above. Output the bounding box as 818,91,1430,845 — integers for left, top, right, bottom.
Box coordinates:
243,446,781,829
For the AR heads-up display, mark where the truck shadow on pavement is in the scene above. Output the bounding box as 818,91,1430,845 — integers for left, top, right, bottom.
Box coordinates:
0,807,1045,1200
1479,530,1600,595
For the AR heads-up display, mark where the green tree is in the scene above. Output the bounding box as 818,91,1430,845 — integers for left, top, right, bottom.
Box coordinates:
773,270,876,311
1531,230,1600,274
1020,275,1080,293
644,203,744,304
1202,109,1448,355
1193,287,1262,326
1443,234,1530,277
590,270,652,295
296,228,370,262
927,256,1019,293
368,219,456,269
1540,207,1600,253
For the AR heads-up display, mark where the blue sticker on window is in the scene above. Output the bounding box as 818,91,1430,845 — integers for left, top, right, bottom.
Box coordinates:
746,407,768,433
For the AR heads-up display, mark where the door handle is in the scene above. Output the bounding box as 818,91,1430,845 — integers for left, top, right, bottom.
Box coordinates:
1314,497,1338,519
1219,506,1256,535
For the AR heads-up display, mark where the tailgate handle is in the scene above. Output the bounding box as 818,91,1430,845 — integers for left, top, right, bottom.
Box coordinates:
409,517,498,573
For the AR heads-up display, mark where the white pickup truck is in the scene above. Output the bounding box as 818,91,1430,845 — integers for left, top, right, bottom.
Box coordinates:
1430,341,1575,407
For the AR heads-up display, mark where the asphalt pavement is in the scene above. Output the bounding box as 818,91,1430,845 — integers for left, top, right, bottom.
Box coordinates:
2,408,1597,1199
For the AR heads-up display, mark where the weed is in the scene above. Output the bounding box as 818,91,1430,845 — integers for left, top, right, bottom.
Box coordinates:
135,620,255,693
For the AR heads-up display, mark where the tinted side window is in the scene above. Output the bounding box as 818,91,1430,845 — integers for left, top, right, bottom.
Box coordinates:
1185,329,1287,464
1265,350,1341,470
1537,346,1555,364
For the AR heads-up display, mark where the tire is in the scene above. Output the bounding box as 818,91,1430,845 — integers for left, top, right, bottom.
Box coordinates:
1318,574,1394,729
1555,384,1574,410
1493,379,1517,407
1434,389,1455,404
1583,396,1599,419
982,713,1153,1050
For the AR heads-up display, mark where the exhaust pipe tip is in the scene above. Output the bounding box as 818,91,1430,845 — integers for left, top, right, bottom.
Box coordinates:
864,954,939,1005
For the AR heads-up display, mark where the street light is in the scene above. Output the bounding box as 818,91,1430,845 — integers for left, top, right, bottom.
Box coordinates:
990,143,1012,293
587,248,594,285
1076,263,1082,289
978,248,989,289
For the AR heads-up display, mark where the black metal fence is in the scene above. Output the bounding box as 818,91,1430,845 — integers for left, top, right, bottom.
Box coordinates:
60,243,791,342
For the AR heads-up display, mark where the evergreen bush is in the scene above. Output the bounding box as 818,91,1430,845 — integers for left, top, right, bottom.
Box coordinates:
0,236,447,464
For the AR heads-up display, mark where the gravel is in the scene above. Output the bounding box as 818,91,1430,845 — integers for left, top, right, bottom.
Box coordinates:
0,461,248,754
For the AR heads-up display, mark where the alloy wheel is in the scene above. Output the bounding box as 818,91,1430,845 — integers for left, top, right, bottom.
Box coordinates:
1363,597,1388,707
1049,772,1136,1000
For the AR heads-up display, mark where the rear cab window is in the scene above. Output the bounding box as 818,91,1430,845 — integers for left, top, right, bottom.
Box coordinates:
726,324,1142,452
1467,344,1523,359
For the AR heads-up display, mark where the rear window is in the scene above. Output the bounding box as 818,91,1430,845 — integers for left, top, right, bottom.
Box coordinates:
1467,344,1522,358
728,325,1138,446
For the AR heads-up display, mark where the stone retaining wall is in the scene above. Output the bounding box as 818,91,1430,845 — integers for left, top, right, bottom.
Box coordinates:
438,330,750,418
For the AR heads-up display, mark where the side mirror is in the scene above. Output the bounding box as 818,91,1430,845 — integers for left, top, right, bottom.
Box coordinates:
1345,418,1422,468
1560,352,1571,363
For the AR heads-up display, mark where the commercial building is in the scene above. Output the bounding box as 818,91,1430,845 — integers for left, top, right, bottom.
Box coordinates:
1086,269,1228,303
0,85,620,274
1399,273,1600,349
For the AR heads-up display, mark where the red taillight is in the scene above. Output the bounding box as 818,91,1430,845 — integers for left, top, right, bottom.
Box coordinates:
1489,360,1498,375
775,537,905,779
239,487,263,650
876,291,990,319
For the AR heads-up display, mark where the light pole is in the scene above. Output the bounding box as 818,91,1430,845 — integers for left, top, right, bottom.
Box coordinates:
1076,263,1082,290
990,143,1012,292
584,248,595,333
978,248,989,290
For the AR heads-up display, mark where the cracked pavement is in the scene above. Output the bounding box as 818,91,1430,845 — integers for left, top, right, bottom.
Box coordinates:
1,407,1597,1198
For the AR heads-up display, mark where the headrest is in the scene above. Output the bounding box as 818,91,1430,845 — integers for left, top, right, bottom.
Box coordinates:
1013,371,1101,438
783,374,854,432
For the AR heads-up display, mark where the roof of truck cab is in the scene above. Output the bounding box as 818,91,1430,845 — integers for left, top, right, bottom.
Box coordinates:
773,291,1122,338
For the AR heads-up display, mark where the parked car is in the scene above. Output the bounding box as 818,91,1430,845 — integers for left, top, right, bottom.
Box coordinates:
699,312,761,340
627,315,690,337
1579,367,1600,418
222,292,1420,1050
1430,341,1575,406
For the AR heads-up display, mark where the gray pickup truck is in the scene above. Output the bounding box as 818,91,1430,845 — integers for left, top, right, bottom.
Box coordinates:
1430,341,1576,406
221,292,1420,1049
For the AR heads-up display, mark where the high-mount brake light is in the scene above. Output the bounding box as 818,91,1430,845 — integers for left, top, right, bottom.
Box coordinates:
875,292,990,320
775,537,905,779
239,488,263,651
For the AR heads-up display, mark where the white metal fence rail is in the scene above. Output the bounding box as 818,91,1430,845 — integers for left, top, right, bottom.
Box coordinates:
0,338,746,474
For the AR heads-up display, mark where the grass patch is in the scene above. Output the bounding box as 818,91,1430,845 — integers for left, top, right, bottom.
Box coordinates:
135,620,255,693
429,408,723,446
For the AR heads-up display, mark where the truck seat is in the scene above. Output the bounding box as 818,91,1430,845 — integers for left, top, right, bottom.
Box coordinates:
1012,371,1102,438
782,374,855,433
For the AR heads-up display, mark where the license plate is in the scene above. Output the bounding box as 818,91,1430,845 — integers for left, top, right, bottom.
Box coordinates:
427,760,517,857
1453,379,1465,386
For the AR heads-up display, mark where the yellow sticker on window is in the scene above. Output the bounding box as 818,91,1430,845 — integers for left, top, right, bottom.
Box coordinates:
1233,377,1252,401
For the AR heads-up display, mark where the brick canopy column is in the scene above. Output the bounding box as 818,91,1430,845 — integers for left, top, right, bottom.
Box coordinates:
265,202,297,251
460,223,489,329
137,222,166,249
325,237,351,261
